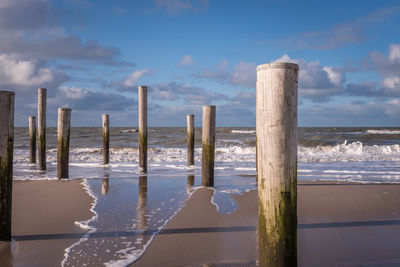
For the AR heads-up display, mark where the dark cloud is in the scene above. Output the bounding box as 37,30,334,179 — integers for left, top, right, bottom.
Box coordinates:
0,0,132,66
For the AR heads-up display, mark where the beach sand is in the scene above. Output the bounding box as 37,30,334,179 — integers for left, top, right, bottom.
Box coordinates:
0,180,94,267
3,180,400,266
133,181,400,267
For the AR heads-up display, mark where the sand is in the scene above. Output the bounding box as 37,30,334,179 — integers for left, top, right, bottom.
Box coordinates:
0,179,94,267
3,180,400,266
133,182,400,267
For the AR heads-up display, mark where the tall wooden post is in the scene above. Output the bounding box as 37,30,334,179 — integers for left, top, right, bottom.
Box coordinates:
38,88,47,171
29,116,36,164
201,105,216,187
187,114,195,166
57,108,71,179
138,86,147,174
102,114,109,164
0,91,14,241
256,62,298,267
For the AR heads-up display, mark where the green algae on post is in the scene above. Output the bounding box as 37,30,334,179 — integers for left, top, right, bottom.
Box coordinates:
102,114,109,164
29,116,36,164
38,88,47,171
187,114,195,166
57,108,71,179
256,62,299,266
201,105,216,187
0,91,14,241
138,86,148,174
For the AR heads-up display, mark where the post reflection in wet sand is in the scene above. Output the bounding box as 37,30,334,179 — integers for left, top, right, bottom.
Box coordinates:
187,175,194,193
101,172,110,195
137,176,148,233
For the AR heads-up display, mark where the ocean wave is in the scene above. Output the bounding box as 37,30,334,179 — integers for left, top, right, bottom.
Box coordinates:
366,129,400,134
299,141,400,162
231,130,256,134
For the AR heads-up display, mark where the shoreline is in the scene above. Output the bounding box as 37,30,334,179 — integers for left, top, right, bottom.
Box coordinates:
3,179,400,266
134,181,400,267
0,179,95,267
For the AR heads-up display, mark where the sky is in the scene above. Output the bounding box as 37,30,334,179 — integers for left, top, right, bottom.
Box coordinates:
2,0,400,127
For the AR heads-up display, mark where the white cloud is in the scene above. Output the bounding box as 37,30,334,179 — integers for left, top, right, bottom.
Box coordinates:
230,62,257,88
274,54,345,101
389,44,400,63
178,55,195,66
0,54,66,88
123,70,151,87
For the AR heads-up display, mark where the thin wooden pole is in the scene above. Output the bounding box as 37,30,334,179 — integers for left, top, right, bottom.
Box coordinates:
29,116,36,164
57,108,71,179
256,62,298,267
187,175,194,193
138,86,147,174
201,105,216,187
38,88,46,171
102,114,109,164
0,91,14,241
187,114,195,166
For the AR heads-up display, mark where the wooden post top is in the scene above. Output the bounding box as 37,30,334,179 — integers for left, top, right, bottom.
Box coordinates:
257,62,299,71
0,90,15,95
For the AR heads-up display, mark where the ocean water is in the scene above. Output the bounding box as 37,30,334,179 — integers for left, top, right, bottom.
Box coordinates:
13,127,400,266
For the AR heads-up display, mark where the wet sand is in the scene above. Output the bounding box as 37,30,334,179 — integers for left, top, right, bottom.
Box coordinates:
0,180,94,267
134,182,400,267
3,180,400,266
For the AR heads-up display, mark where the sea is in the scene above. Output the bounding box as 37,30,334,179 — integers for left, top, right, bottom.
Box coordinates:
13,127,400,266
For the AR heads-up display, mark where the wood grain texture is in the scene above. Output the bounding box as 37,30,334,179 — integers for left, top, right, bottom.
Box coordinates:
138,86,148,174
256,62,298,267
29,116,36,164
102,114,109,164
201,105,216,187
57,108,71,179
0,91,14,241
38,88,46,171
187,114,195,166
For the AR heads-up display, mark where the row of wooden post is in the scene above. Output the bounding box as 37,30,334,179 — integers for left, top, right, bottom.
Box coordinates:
0,62,298,267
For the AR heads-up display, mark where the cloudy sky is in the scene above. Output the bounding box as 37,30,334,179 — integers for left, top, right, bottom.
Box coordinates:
2,0,400,127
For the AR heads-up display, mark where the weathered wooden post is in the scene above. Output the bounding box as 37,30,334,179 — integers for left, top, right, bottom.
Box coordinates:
57,108,71,179
256,62,298,266
0,91,14,241
29,116,36,164
138,86,147,174
187,114,195,166
187,175,194,193
102,114,109,164
201,105,216,187
38,88,46,171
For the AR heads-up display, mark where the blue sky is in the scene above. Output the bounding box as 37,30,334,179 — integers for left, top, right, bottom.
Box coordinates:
2,0,400,127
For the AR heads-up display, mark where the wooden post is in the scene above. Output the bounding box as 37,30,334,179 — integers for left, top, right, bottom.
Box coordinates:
256,62,298,267
0,91,14,241
187,175,194,193
102,114,109,164
187,114,195,166
201,105,216,187
138,86,147,174
57,108,71,179
29,116,36,164
38,88,46,171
